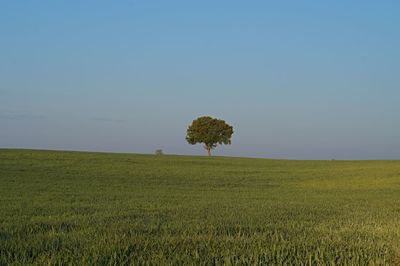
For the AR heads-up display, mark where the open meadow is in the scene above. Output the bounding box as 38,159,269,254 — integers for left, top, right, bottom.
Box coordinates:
1,149,400,265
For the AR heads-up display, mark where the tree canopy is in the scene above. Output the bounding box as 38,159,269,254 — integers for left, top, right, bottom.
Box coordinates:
186,116,233,156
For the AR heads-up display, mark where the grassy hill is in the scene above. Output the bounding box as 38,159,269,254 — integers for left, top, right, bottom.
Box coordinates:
1,149,400,264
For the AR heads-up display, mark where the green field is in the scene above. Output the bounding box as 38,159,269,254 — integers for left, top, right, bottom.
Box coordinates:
1,149,400,265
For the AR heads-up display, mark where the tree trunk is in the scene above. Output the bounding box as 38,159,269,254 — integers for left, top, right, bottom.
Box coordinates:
207,147,212,156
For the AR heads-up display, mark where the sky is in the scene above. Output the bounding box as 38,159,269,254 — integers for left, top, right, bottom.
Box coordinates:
1,1,400,159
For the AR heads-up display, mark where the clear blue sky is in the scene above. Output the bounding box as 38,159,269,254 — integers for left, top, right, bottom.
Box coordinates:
1,1,399,159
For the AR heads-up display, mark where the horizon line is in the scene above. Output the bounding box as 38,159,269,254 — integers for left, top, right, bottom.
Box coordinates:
1,147,399,162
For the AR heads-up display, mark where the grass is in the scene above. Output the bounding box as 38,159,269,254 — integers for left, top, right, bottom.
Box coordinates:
1,149,400,265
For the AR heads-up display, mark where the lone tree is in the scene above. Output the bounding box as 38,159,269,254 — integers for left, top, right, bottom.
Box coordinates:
186,116,233,156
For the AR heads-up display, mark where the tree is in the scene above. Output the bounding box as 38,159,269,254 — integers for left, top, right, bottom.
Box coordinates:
186,116,233,156
155,149,164,155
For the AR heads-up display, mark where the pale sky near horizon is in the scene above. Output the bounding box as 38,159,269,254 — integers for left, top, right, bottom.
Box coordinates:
1,1,400,159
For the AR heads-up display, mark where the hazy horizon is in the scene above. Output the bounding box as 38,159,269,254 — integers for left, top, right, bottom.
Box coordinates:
1,1,400,160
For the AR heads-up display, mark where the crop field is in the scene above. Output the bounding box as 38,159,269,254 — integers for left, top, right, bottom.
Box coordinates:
1,149,400,265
